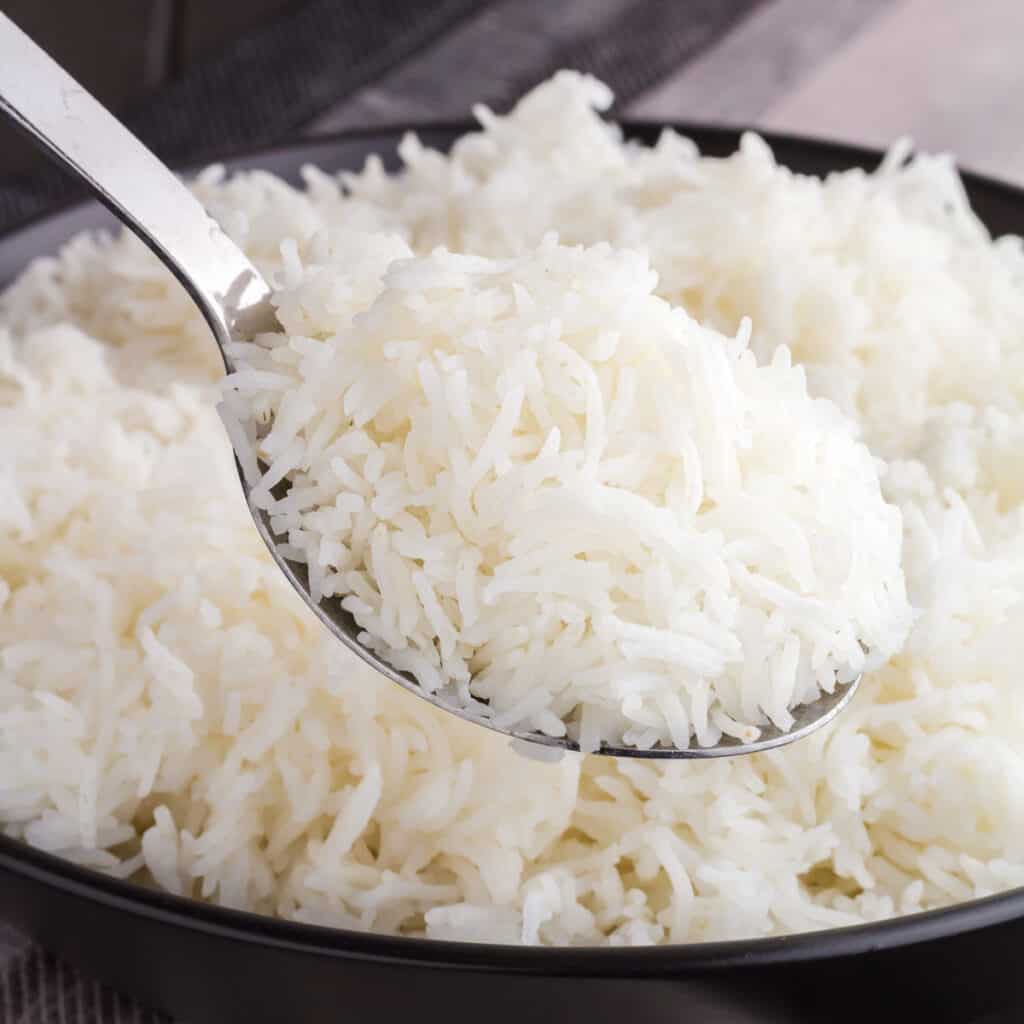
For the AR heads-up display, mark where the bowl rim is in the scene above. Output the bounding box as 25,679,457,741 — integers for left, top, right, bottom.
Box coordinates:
2,119,1024,974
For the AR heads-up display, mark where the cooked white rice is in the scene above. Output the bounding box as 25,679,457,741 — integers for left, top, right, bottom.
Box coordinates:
227,232,909,750
1,72,1023,944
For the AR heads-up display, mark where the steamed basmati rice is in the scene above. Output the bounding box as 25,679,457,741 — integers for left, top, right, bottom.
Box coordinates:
2,72,1023,944
227,232,909,750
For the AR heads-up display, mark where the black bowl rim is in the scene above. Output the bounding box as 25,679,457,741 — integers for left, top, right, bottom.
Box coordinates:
2,119,1024,975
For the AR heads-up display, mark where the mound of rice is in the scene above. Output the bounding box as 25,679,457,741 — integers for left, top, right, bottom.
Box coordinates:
2,72,1024,944
227,234,908,750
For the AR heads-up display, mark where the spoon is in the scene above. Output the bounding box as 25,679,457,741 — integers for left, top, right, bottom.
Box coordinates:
0,14,862,759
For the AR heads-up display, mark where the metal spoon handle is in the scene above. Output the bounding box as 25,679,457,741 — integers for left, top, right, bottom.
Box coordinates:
0,13,276,358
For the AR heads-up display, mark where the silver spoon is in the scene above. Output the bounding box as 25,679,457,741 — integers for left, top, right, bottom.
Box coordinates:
0,14,862,759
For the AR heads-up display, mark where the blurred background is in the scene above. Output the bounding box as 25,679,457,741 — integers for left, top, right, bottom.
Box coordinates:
2,0,1023,232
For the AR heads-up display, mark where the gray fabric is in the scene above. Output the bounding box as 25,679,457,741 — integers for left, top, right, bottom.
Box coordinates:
0,0,492,231
313,0,763,133
0,0,892,1018
0,938,165,1024
0,0,761,232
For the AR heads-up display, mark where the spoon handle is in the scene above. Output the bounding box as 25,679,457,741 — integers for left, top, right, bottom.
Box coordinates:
0,13,276,359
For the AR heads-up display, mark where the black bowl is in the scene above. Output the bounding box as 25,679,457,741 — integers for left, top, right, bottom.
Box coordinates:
2,123,1023,1024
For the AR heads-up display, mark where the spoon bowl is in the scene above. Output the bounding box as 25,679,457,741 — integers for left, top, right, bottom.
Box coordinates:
0,12,863,758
